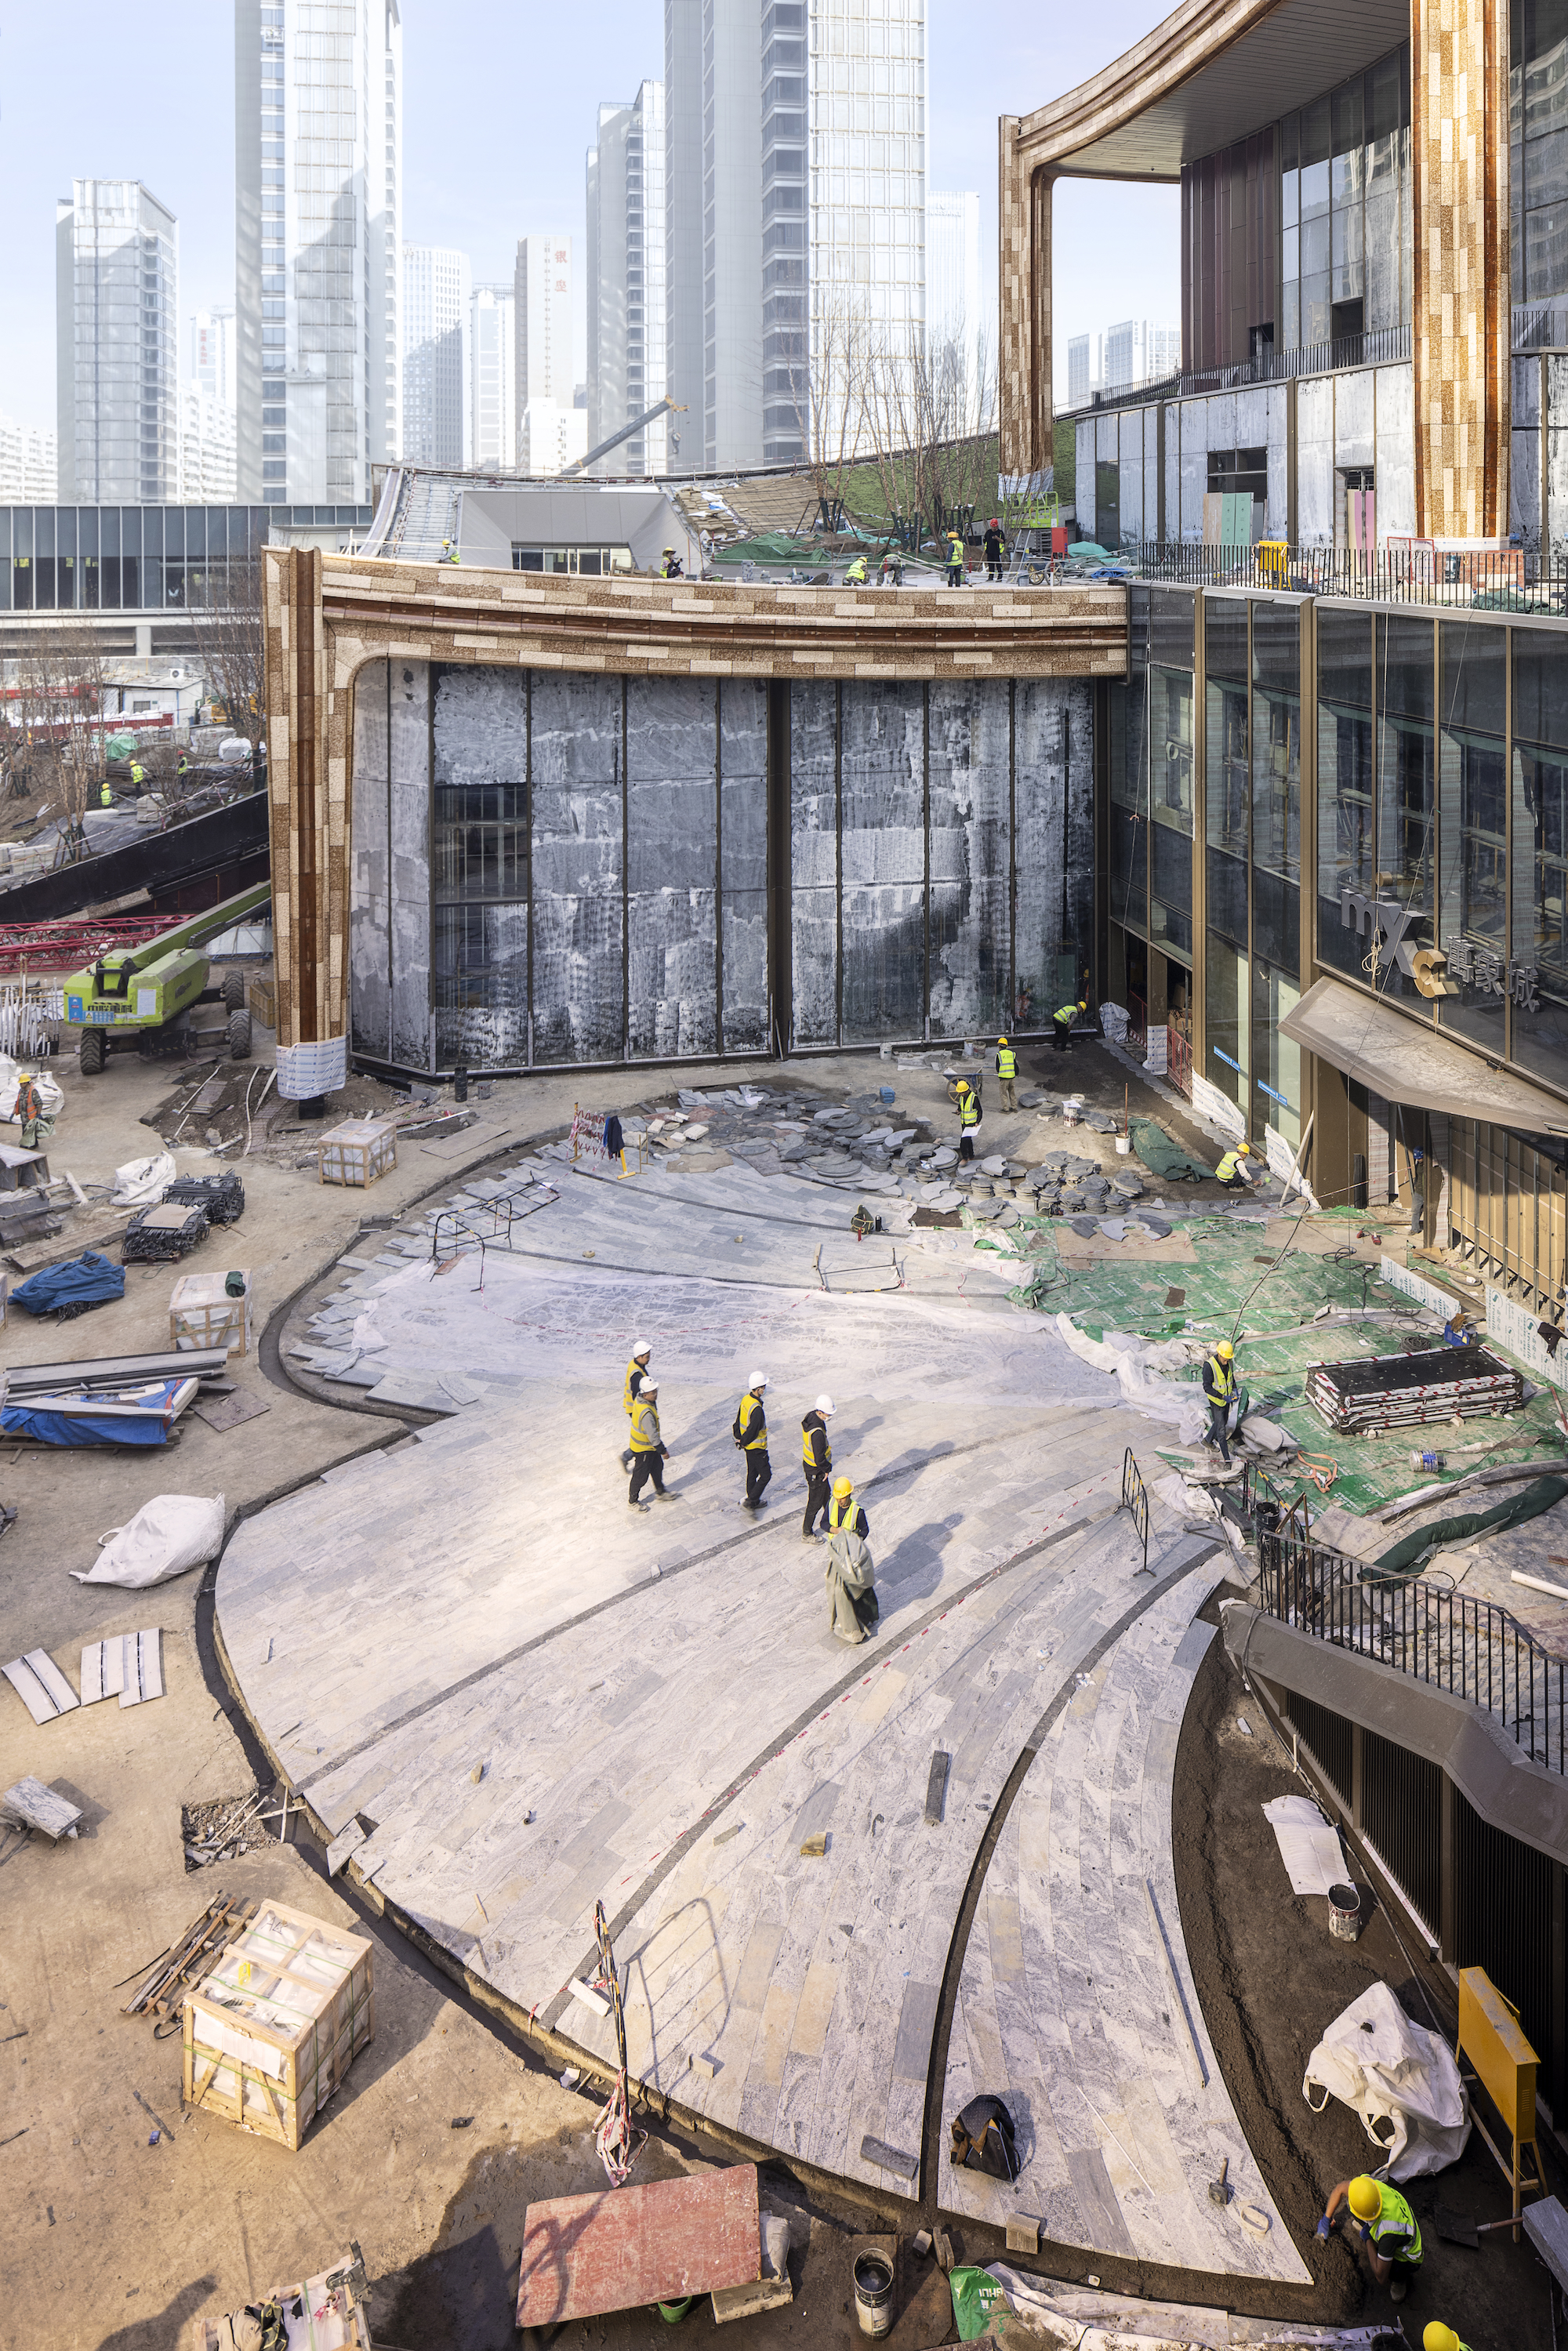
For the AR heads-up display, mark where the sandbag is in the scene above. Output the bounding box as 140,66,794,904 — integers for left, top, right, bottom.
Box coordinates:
1303,1980,1470,2180
1367,1475,1568,1581
949,2266,1011,2343
113,1150,177,1206
826,1529,879,1645
73,1492,226,1587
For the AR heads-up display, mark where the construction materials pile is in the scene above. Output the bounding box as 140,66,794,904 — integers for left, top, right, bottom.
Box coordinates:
1306,1344,1524,1435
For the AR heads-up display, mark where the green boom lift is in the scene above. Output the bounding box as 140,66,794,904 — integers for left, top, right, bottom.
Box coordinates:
64,880,272,1076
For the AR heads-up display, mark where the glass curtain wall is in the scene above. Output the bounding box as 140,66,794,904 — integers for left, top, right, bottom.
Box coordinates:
1150,592,1196,961
1512,0,1568,310
1376,614,1439,1015
1437,624,1509,1059
1205,595,1251,1112
1316,608,1375,981
1279,46,1410,350
1512,626,1568,1091
0,506,368,611
1251,601,1303,1145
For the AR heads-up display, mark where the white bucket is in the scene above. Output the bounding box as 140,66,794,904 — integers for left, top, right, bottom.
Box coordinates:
1115,1136,1131,1156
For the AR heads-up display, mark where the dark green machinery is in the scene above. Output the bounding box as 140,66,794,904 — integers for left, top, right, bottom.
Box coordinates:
64,882,271,1075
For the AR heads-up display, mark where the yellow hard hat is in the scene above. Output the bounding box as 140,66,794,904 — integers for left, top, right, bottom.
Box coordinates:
1216,1341,1235,1362
832,1476,853,1497
1077,999,1087,1010
998,1035,1009,1047
1348,2176,1381,2222
956,1078,971,1093
1424,2327,1461,2351
1238,1142,1251,1156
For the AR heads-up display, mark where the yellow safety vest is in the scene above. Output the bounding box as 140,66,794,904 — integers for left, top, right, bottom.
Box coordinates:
1367,2182,1421,2262
996,1047,1017,1079
1207,1355,1236,1402
1055,1002,1079,1025
802,1416,831,1471
739,1393,768,1451
959,1093,979,1130
622,1357,648,1415
829,1493,859,1531
1216,1152,1245,1182
630,1397,661,1453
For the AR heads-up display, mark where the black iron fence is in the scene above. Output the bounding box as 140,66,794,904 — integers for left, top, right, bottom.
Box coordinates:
1112,541,1568,611
1259,1523,1568,1778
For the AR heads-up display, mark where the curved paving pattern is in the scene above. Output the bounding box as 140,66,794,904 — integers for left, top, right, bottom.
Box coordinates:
219,1150,1305,2287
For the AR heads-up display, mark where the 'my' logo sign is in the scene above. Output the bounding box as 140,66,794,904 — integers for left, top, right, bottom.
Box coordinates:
1341,887,1422,970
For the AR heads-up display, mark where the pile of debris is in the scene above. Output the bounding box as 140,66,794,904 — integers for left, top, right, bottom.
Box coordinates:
180,1786,286,1871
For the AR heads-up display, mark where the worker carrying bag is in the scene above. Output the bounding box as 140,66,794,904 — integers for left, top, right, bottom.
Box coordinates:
949,2092,1021,2183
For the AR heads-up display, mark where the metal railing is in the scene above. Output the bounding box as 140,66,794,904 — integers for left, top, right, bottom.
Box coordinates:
1114,541,1567,610
1177,325,1412,397
1259,1524,1568,1778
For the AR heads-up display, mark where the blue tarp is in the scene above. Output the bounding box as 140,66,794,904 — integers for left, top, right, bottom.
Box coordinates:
11,1252,125,1317
0,1377,187,1448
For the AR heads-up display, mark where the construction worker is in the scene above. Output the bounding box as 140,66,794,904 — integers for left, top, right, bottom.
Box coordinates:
1201,1341,1238,1464
827,1476,869,1539
982,518,1006,581
995,1035,1018,1113
662,546,684,579
844,553,869,586
1318,2175,1423,2304
619,1340,652,1469
955,1078,982,1163
177,752,191,781
100,775,113,806
733,1371,772,1509
12,1071,54,1152
627,1378,674,1506
801,1394,837,1539
944,529,966,586
129,758,147,792
1053,996,1086,1053
1215,1141,1254,1190
604,1110,628,1177
878,550,904,587
1422,2327,1469,2351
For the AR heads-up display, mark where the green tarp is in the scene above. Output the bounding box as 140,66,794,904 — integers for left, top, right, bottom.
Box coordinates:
1130,1116,1214,1183
713,533,829,564
1367,1475,1568,1580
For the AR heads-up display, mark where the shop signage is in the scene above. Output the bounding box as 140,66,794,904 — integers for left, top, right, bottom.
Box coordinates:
1339,888,1539,1010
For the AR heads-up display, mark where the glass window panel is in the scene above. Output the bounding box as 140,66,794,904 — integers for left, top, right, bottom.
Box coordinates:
1513,626,1568,1090
1526,202,1568,300
1316,608,1376,982
1374,613,1436,1018
1282,168,1299,230
1436,621,1508,1057
1251,601,1301,898
1152,666,1194,829
1332,205,1364,296
1301,216,1330,276
1150,820,1192,958
1149,589,1196,673
1206,940,1249,1113
1254,962,1301,1148
1281,111,1300,172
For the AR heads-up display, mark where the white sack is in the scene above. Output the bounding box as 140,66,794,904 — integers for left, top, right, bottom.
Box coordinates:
0,1057,65,1118
1303,1980,1471,2181
73,1493,226,1587
1263,1794,1348,1897
113,1151,177,1206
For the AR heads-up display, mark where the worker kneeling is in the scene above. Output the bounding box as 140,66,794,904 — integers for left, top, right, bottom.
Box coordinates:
1216,1141,1255,1190
1318,2175,1423,2304
825,1478,878,1644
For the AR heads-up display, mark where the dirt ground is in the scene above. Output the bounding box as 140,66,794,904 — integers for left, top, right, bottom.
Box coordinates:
1174,1603,1559,2348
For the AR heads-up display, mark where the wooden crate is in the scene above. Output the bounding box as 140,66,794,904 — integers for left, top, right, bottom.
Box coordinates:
183,1899,374,2151
170,1268,252,1356
318,1116,398,1189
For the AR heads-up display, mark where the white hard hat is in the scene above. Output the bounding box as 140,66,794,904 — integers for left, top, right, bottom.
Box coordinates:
641,1378,658,1395
816,1394,836,1415
750,1370,768,1388
633,1338,652,1357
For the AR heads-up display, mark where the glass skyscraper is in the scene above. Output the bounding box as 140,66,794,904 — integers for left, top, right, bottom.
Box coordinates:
56,180,180,504
234,0,403,505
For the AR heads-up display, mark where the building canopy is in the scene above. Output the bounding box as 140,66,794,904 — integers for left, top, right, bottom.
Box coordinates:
1281,978,1568,1137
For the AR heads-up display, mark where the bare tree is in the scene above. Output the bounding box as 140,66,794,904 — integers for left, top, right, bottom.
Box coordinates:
856,316,1000,560
192,541,267,756
13,628,107,854
793,285,873,536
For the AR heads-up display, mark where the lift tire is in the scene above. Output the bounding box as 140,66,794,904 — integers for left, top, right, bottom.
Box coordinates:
220,971,245,1011
78,1027,107,1076
227,1009,252,1061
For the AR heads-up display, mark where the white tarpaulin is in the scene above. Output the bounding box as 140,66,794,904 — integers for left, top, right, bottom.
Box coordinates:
73,1493,227,1587
1263,1794,1348,1897
1054,1317,1208,1444
1303,1981,1471,2181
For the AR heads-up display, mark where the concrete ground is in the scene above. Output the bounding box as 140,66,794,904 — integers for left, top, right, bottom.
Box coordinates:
0,1028,1378,2351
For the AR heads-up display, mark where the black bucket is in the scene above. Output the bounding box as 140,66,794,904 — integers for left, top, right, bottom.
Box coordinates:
853,2251,895,2338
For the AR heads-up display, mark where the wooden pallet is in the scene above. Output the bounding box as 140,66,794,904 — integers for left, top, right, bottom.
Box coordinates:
121,1892,258,2026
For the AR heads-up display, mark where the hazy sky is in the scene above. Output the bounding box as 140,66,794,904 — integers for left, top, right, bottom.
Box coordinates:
0,0,1179,438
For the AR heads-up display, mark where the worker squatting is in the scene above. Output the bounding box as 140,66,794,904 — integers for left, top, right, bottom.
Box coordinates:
619,1344,879,1645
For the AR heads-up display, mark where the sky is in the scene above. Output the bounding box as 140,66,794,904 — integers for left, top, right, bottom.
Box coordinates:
0,0,1181,438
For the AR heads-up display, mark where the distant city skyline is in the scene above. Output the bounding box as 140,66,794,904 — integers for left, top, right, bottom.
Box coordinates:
0,3,1182,445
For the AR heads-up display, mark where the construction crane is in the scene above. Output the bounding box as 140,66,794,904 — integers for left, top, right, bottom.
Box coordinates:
559,399,687,481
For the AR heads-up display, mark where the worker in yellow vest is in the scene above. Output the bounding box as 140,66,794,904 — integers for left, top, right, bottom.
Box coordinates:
733,1371,771,1510
944,529,966,586
956,1078,982,1163
1053,997,1085,1054
801,1394,836,1540
827,1476,869,1539
1201,1340,1237,1464
995,1036,1018,1113
619,1339,652,1469
1319,2175,1423,2303
1216,1141,1255,1190
627,1380,673,1507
